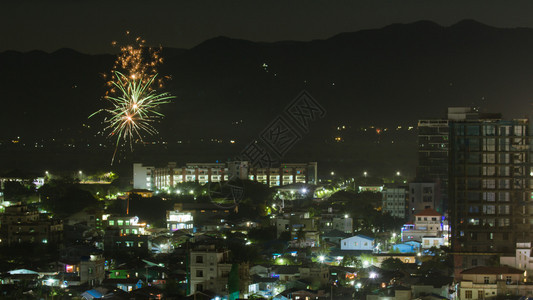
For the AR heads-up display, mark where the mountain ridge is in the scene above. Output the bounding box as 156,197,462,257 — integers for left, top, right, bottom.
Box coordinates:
1,19,533,175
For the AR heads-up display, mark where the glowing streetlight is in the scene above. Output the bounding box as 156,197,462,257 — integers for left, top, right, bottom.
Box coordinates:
319,255,325,263
331,171,335,176
363,171,368,177
396,171,401,176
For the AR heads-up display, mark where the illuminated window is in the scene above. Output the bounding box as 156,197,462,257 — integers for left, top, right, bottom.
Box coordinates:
109,220,115,226
117,220,124,226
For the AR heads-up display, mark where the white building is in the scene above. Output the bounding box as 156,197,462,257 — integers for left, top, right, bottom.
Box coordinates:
340,235,375,251
501,242,533,272
401,208,445,248
134,161,318,190
458,266,527,300
133,163,154,190
166,210,193,231
189,245,232,295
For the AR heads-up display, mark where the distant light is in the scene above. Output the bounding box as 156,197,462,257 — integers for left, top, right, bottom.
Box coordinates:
396,171,400,176
331,171,335,176
363,171,367,177
344,214,348,219
301,188,307,194
319,255,325,262
369,272,378,279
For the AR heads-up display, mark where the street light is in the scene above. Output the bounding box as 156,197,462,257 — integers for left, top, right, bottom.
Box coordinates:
363,171,368,177
331,171,335,176
396,171,400,176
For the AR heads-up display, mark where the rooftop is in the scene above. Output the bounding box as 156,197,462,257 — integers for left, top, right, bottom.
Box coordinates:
415,208,441,217
460,266,524,275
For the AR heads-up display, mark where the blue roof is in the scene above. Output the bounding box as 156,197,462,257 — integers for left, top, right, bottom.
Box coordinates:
82,289,103,298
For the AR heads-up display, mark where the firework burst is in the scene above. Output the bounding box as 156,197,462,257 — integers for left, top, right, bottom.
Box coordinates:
91,33,174,163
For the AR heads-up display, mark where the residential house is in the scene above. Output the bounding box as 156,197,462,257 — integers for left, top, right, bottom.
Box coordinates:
189,244,250,296
340,235,375,251
166,209,193,231
458,266,531,299
401,208,445,248
391,241,421,254
273,288,328,300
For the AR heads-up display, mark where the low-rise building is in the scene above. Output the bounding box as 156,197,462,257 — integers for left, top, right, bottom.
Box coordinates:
189,245,249,296
501,242,533,273
58,253,106,286
166,210,193,231
401,208,445,248
458,266,530,299
1,204,63,245
340,235,375,251
103,215,151,255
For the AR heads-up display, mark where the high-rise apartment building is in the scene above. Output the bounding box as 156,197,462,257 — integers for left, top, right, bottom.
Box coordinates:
449,114,532,269
417,119,449,214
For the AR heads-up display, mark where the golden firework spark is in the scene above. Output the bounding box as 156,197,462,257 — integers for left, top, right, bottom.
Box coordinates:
91,33,175,163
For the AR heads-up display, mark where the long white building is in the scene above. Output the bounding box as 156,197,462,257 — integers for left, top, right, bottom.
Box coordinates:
133,161,317,190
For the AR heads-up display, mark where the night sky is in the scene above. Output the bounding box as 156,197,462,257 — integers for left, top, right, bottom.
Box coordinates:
3,0,533,54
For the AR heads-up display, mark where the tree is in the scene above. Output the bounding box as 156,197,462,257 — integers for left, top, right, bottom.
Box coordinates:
341,255,362,268
39,177,98,217
4,181,34,202
228,264,240,300
380,257,406,271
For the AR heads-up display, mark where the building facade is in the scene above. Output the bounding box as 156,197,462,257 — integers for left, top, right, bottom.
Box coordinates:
408,182,439,221
134,161,318,190
450,115,532,270
382,186,407,219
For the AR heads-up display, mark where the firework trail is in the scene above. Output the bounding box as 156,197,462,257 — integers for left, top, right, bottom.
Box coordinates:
91,33,174,163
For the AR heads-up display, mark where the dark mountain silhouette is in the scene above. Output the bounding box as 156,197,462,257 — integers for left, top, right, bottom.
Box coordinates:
1,20,533,177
